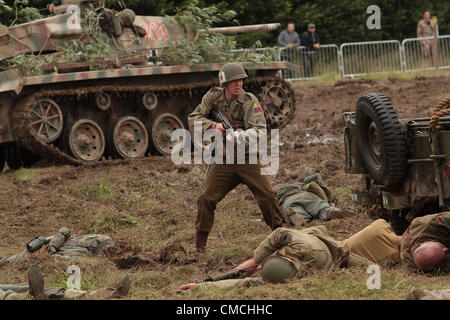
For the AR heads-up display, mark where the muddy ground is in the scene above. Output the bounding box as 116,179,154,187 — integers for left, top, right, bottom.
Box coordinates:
0,75,449,299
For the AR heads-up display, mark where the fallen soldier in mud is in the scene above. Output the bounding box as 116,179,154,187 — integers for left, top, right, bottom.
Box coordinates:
0,266,130,300
275,173,351,226
0,227,114,264
180,213,449,291
179,224,373,291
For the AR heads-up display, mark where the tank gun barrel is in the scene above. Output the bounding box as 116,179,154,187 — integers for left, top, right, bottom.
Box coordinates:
208,23,281,35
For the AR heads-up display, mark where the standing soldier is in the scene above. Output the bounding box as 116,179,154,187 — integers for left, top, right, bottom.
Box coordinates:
188,63,283,253
417,11,434,68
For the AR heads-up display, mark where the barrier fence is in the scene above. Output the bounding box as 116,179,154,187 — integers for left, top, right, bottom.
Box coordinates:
241,34,450,81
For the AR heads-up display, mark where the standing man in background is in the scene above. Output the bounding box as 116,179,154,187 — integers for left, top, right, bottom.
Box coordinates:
417,11,434,68
277,22,300,79
300,23,320,78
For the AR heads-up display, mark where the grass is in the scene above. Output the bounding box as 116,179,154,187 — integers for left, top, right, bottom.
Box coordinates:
15,169,37,182
290,68,450,87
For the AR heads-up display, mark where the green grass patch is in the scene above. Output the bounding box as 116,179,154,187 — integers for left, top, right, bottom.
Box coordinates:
15,169,36,182
89,210,137,233
81,175,114,200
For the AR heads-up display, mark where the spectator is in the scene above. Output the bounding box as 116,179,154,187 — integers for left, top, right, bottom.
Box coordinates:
417,11,434,68
300,23,320,78
277,22,300,78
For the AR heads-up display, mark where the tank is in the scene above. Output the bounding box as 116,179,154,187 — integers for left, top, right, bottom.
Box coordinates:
0,1,296,171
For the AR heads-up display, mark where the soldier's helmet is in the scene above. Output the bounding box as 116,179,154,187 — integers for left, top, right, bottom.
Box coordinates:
218,63,248,86
261,255,297,283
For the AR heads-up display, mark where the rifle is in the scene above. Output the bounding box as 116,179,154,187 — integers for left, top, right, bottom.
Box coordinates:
210,110,244,146
196,264,259,283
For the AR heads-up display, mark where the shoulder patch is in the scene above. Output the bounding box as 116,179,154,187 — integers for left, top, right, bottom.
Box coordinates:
253,103,263,113
434,215,449,227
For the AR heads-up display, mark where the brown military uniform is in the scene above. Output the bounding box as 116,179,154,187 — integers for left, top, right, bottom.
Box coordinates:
188,86,282,233
252,226,371,276
341,219,400,265
417,19,434,60
400,212,450,271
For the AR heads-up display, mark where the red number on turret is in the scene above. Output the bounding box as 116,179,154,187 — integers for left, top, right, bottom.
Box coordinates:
140,23,152,39
150,23,161,39
158,24,169,39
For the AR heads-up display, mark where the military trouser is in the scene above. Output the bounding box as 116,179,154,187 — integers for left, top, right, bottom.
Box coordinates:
281,190,334,223
196,163,283,233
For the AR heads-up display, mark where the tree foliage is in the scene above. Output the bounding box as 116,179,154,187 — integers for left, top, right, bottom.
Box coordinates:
0,0,449,47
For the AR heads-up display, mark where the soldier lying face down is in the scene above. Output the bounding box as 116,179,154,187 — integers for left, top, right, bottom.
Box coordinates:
275,173,352,226
180,225,373,291
179,213,449,291
0,227,115,264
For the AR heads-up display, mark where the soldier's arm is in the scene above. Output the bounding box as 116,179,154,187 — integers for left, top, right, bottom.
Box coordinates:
253,228,293,264
237,95,267,151
188,89,217,136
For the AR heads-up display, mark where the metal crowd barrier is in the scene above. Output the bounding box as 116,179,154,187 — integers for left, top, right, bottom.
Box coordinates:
340,40,402,77
234,34,449,81
278,45,340,80
402,35,450,71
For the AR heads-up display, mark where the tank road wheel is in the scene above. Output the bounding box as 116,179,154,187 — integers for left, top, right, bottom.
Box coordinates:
95,93,112,111
109,116,149,159
149,113,185,156
259,81,294,128
355,92,408,189
28,98,63,143
0,148,5,172
66,119,105,162
140,92,158,111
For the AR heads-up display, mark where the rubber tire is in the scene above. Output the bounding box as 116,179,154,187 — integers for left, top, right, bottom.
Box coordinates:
5,145,22,170
355,92,408,189
0,148,5,172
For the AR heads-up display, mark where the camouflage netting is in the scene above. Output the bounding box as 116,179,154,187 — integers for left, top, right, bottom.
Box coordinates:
157,0,277,67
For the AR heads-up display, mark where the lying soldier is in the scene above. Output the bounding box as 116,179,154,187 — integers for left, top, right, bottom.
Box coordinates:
275,173,350,226
0,227,114,264
0,266,130,300
180,225,372,291
180,213,449,291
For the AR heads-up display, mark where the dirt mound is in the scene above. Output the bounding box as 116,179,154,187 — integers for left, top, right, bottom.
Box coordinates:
105,242,196,270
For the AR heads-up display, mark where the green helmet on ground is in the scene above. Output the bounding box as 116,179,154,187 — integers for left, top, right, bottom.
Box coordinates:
261,255,297,283
218,63,248,86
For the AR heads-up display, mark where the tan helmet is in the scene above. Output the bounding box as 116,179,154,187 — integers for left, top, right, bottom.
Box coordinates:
261,255,297,283
218,63,248,86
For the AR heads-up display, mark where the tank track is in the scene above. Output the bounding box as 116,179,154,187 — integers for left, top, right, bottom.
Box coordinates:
11,77,295,166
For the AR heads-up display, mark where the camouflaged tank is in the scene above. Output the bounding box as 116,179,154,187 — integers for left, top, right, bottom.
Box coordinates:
0,1,296,171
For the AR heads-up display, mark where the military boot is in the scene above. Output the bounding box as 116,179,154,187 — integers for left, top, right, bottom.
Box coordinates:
27,265,47,300
108,275,131,299
195,231,209,253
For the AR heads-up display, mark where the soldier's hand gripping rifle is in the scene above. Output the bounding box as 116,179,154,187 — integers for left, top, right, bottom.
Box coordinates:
211,110,244,146
196,264,259,283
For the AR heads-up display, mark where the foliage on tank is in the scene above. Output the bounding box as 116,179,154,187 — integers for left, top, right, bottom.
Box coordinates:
158,0,277,66
0,6,138,76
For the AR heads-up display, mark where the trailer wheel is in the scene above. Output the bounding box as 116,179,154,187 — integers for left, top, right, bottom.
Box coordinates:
355,92,408,189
